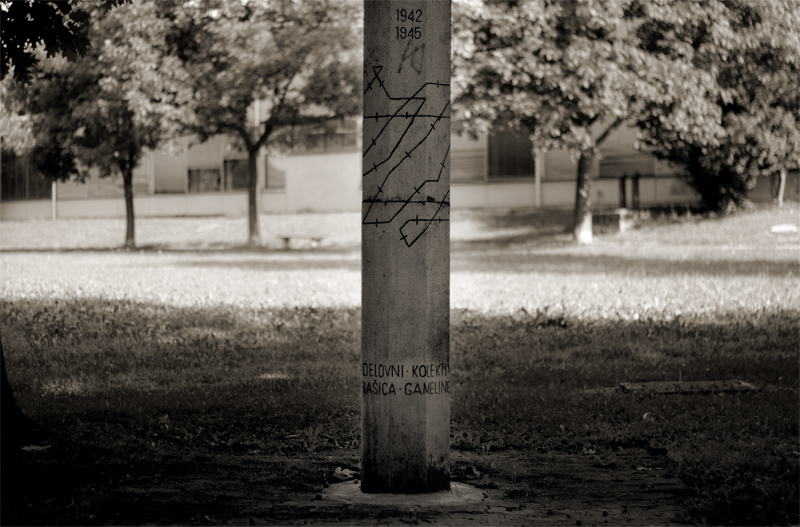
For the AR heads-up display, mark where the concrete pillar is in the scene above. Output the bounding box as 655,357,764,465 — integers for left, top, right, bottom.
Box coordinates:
361,0,451,494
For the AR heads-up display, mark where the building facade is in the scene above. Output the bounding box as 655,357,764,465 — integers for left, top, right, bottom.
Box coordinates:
2,121,794,221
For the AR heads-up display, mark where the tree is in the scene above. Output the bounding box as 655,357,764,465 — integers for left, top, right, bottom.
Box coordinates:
1,0,93,446
632,0,800,211
0,84,33,154
20,0,192,248
168,0,361,246
453,0,723,242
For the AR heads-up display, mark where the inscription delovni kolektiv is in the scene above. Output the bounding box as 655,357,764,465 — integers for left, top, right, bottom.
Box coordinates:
362,361,450,396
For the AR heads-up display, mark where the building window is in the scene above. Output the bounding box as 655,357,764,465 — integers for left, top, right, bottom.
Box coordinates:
323,128,358,150
224,159,249,191
487,126,534,180
288,118,359,153
265,158,286,190
187,168,220,193
598,153,656,179
1,151,52,201
451,149,486,183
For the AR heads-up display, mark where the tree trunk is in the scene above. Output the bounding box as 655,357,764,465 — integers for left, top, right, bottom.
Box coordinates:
1,342,26,444
247,149,261,246
572,151,594,244
776,168,787,208
123,168,135,249
1,338,43,446
569,117,624,243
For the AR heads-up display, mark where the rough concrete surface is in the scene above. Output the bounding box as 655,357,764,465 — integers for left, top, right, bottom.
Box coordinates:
361,0,452,493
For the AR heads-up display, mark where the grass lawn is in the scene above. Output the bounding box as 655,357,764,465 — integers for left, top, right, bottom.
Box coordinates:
1,204,798,525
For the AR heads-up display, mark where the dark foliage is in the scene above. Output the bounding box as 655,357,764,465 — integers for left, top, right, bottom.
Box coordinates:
0,0,90,82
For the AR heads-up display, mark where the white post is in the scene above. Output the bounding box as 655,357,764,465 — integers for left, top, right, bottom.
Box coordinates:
534,149,544,208
148,150,156,196
51,180,57,220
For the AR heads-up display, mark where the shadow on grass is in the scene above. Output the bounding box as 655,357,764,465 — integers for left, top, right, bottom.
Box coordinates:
4,242,796,277
147,251,362,272
1,297,797,525
0,244,358,254
149,249,800,277
3,297,797,404
451,251,800,277
458,208,574,231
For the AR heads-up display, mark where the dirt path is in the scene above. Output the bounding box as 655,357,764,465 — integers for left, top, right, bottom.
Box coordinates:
24,447,688,525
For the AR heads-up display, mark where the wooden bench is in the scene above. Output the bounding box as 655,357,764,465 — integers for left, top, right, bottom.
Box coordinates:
592,208,635,233
279,236,323,250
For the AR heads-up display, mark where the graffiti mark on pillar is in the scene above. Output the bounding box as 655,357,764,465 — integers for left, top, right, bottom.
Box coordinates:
398,40,425,74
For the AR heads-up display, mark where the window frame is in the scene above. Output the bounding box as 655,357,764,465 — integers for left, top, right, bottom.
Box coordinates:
187,167,222,194
486,125,536,182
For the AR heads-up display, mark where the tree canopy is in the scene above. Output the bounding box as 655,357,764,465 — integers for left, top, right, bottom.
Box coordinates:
166,0,361,245
454,0,722,242
453,0,800,235
4,0,360,246
1,0,90,82
632,0,800,210
455,0,712,150
18,0,192,247
1,0,95,155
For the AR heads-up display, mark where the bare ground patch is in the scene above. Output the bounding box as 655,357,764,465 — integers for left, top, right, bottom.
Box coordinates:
3,446,689,526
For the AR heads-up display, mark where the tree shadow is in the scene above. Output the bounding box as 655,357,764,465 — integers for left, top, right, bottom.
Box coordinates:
160,250,362,272
151,248,798,277
451,251,799,277
1,297,797,525
455,208,574,231
2,297,797,420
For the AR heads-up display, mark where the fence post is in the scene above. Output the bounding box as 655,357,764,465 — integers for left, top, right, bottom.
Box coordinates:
619,176,627,209
51,181,57,220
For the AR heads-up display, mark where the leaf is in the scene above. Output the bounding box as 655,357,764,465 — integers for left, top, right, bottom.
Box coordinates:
21,445,51,452
330,467,357,482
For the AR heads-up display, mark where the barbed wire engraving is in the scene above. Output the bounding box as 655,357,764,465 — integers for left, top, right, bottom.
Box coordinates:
362,66,450,247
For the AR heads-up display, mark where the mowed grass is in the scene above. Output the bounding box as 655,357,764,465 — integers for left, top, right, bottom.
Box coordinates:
1,204,799,525
0,208,575,251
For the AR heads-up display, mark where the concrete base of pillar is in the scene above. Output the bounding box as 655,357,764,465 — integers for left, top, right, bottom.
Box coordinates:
325,481,485,507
